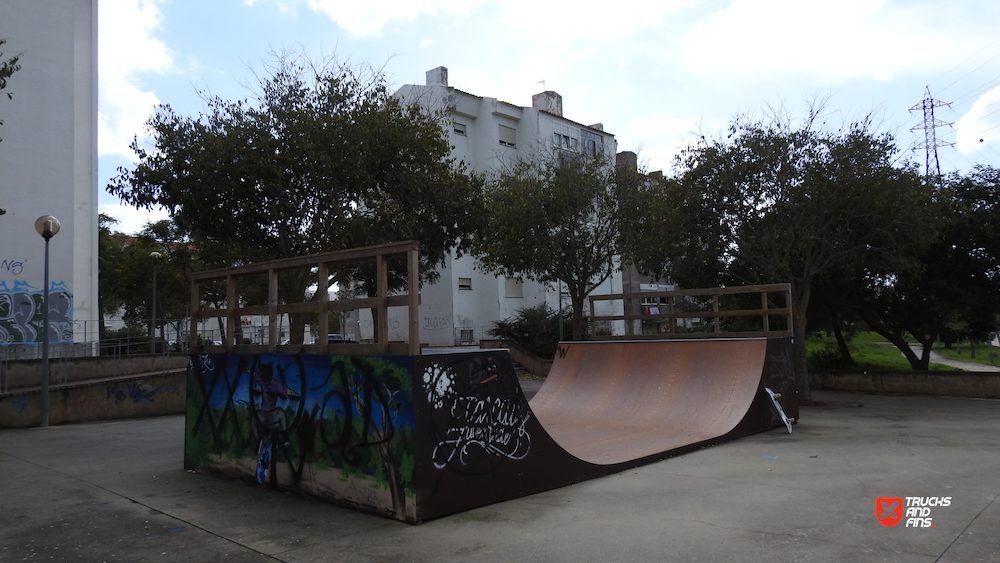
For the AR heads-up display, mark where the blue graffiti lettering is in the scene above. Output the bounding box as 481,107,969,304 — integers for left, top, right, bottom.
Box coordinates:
0,260,25,276
11,396,27,413
104,381,179,405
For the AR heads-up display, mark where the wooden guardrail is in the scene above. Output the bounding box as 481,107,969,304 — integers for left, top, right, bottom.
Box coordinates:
588,283,793,339
189,241,421,356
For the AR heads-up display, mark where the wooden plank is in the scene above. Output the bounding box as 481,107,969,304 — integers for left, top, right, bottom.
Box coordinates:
587,283,793,340
268,269,278,354
376,252,388,354
318,262,329,355
408,247,420,356
191,241,420,281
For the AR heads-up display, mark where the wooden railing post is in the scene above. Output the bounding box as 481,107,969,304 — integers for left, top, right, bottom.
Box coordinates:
268,269,278,354
408,246,420,356
376,250,389,354
318,262,329,352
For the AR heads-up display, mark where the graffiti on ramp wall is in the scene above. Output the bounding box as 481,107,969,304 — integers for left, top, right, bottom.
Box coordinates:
185,353,418,520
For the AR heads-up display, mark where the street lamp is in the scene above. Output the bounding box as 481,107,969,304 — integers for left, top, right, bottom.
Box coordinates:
34,215,60,428
150,251,162,354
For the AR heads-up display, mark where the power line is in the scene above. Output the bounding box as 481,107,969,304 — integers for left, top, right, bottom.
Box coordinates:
937,51,1000,95
953,104,1000,133
929,37,1000,92
950,75,1000,107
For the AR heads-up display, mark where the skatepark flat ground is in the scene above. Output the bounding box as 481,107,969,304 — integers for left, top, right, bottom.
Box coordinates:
1,389,998,563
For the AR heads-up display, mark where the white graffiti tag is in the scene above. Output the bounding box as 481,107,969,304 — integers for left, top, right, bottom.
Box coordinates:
422,362,455,409
431,395,532,469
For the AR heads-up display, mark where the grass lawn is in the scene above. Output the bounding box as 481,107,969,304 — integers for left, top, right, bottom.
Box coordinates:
933,342,999,367
807,332,955,371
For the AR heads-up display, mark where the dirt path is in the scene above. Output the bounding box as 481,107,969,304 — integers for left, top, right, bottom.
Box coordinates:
910,346,1000,372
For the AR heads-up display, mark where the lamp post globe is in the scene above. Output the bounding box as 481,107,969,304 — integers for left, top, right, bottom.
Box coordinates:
34,215,61,240
35,215,60,427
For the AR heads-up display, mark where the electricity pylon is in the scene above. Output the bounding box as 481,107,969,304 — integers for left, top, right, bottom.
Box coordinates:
909,86,954,185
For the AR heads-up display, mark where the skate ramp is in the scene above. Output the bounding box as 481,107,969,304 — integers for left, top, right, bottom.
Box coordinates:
185,338,798,523
531,339,770,465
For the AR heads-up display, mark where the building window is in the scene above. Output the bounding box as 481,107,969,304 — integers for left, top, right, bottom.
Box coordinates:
453,122,467,136
458,277,472,290
460,329,475,344
499,124,516,147
505,277,523,298
582,129,602,156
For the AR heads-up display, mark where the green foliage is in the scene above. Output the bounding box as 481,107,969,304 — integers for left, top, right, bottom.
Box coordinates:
0,38,21,143
935,341,998,366
806,332,953,371
476,152,642,339
639,103,932,397
109,53,483,344
99,214,194,341
828,165,1000,369
488,303,571,360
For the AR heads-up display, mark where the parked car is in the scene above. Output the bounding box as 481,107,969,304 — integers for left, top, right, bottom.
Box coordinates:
327,333,359,344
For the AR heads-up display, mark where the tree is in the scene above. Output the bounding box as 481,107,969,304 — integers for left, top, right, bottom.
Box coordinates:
99,215,195,348
109,54,483,343
475,152,642,340
848,165,1000,369
636,107,932,402
0,38,21,138
1,38,22,214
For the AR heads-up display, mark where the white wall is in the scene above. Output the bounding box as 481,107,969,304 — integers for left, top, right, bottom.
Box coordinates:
0,0,98,350
394,70,624,345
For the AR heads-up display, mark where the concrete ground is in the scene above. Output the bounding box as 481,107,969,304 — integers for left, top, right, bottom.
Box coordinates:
1,389,998,563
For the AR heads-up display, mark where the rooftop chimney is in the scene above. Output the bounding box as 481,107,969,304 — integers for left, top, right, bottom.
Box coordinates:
532,91,563,116
616,151,638,172
426,66,448,87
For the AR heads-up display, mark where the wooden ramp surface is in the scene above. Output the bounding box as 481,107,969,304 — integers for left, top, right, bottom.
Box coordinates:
530,339,768,465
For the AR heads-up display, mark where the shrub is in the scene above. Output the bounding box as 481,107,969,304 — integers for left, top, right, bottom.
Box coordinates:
488,304,571,360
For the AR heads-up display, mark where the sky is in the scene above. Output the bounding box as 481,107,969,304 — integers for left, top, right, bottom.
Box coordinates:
98,0,1000,234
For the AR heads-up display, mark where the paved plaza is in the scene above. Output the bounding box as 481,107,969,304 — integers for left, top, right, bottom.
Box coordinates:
1,389,998,562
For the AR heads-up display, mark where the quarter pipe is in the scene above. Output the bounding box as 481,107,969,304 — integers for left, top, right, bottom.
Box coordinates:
184,337,798,522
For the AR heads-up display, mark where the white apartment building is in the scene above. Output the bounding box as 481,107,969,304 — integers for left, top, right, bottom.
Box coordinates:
363,67,624,346
0,0,99,356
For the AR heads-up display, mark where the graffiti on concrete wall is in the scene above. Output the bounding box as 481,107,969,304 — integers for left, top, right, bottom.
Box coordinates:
422,353,531,474
185,353,417,520
0,281,74,345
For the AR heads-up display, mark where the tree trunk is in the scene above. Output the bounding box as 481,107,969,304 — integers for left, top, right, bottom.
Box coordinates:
859,310,931,370
288,312,308,345
791,282,813,405
570,291,585,341
792,306,811,405
370,307,380,344
831,312,853,365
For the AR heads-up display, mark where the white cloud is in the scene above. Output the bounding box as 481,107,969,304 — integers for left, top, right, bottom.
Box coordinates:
495,0,694,43
98,0,173,159
419,38,438,48
303,0,690,40
626,113,726,173
305,0,487,37
99,202,171,235
954,86,1000,153
680,0,985,82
